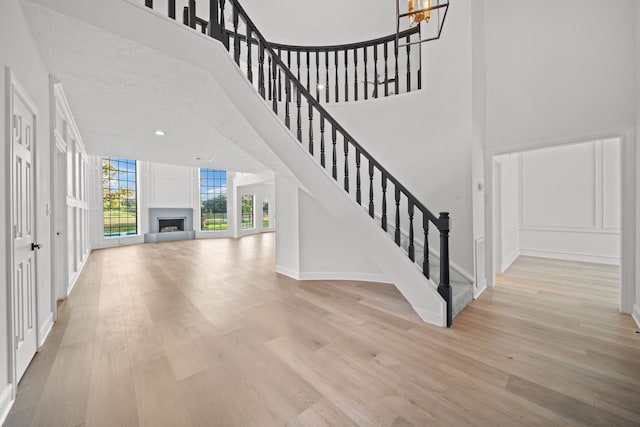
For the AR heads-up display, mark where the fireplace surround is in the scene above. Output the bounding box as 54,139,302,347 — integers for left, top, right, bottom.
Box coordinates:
144,208,195,243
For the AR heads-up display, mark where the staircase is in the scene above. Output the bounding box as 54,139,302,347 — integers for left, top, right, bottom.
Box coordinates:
25,0,474,327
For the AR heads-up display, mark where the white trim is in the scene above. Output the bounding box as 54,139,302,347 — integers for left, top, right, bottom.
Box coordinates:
278,265,392,284
519,225,620,235
519,248,620,265
0,384,14,427
474,282,487,299
275,265,300,280
632,304,640,329
412,306,445,328
38,312,54,347
52,82,86,154
66,248,91,296
298,272,392,284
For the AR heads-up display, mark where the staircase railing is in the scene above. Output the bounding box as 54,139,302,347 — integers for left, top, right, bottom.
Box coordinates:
268,27,422,103
143,0,453,327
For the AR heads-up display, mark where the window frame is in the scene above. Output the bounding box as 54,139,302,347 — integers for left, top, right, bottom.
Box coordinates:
102,157,139,239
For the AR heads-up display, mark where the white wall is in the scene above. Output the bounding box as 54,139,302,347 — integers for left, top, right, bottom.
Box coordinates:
519,141,621,265
495,154,520,272
0,0,56,418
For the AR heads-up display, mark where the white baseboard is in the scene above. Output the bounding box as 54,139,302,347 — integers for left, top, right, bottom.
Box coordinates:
474,282,487,299
633,304,640,329
275,265,392,284
67,248,91,296
275,265,300,280
501,250,520,273
39,312,54,347
298,272,392,284
0,384,14,426
413,305,445,327
519,248,620,265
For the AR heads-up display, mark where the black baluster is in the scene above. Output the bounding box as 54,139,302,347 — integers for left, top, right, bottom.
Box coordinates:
320,116,326,167
219,0,228,49
384,42,389,97
296,50,301,84
394,186,401,246
306,51,311,93
285,75,291,129
308,104,314,155
145,0,153,9
207,0,218,38
258,42,265,98
272,60,278,113
182,7,189,25
232,6,240,64
364,46,369,100
277,48,282,102
355,149,361,204
168,0,175,18
423,215,430,279
408,201,415,261
246,28,253,83
354,47,358,101
296,85,302,142
381,174,388,231
418,27,422,90
325,51,330,103
316,52,320,101
267,56,272,100
368,161,374,218
438,212,452,327
332,126,337,180
394,38,399,95
374,45,379,98
343,136,349,192
189,0,196,29
334,50,339,102
344,50,349,102
406,34,411,92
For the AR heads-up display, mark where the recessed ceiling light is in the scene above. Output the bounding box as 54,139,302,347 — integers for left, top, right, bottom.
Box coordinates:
194,156,214,162
154,130,165,136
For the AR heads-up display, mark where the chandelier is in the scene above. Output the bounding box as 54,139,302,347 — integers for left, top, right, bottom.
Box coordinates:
396,0,450,47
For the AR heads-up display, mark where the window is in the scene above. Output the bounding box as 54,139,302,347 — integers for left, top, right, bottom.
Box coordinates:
102,158,137,237
262,199,269,228
200,169,227,231
241,194,254,229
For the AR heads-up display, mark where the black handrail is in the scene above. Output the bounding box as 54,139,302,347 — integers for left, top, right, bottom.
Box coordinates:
268,27,420,52
143,0,452,327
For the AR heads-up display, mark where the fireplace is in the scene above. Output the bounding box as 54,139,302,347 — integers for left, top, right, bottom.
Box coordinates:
144,208,195,243
158,217,185,233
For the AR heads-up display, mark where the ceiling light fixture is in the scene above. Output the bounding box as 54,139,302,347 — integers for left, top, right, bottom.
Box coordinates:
396,0,449,47
194,156,214,162
154,130,165,136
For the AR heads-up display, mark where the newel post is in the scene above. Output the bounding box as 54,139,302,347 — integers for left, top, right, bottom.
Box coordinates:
437,212,452,328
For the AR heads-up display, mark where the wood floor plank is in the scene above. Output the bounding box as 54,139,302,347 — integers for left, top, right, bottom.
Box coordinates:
6,237,640,426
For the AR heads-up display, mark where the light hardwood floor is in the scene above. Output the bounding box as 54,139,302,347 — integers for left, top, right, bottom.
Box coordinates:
6,234,640,426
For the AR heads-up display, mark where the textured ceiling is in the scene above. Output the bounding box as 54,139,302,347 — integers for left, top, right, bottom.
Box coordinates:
21,0,270,173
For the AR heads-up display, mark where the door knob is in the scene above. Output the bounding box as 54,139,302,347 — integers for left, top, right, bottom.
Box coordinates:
31,242,42,251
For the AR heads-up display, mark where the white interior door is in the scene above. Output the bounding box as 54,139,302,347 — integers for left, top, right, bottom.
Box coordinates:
11,79,39,382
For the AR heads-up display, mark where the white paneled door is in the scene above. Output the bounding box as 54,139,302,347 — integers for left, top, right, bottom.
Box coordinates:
10,76,38,382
